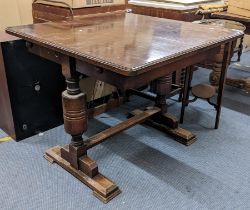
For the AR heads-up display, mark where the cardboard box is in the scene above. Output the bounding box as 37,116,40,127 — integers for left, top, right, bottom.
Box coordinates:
228,6,250,18
35,0,126,8
228,0,250,11
0,0,33,31
80,78,116,102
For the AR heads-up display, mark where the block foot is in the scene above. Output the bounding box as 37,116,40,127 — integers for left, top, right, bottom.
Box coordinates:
45,145,121,203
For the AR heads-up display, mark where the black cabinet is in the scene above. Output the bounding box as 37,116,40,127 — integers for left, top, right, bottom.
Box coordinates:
0,33,65,141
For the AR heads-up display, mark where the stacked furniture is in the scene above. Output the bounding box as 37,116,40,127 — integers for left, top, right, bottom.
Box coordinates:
32,0,124,102
179,19,246,129
32,0,187,105
128,0,225,21
32,0,128,23
211,0,250,92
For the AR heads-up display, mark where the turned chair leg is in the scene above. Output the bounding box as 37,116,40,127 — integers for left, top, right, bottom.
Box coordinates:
178,68,186,102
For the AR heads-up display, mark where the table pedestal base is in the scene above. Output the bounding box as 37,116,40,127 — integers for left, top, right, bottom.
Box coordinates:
145,120,197,146
44,106,196,203
44,106,161,203
129,110,197,146
45,146,121,203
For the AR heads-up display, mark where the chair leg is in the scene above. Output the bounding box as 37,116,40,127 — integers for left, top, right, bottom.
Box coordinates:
215,42,231,129
237,36,244,62
180,67,192,123
178,91,183,102
185,68,194,107
178,69,186,102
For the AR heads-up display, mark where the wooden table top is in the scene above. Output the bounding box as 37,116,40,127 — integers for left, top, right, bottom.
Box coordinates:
0,32,20,43
6,11,243,76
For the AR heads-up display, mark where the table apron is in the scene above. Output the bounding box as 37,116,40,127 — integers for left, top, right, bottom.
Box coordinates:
27,42,221,90
76,46,220,90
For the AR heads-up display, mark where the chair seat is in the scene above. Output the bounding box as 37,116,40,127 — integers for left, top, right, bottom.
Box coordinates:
192,84,216,99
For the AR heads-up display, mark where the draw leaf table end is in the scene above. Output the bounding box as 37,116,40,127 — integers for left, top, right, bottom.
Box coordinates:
6,11,243,203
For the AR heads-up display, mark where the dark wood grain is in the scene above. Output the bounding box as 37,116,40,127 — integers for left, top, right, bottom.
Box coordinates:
86,107,160,149
75,46,219,90
6,12,242,203
45,146,121,203
6,12,243,76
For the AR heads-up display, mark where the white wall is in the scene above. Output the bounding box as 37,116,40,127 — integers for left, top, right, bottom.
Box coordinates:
0,0,33,31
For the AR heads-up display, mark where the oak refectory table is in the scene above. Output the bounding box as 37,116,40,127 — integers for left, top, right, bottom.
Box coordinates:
6,11,243,203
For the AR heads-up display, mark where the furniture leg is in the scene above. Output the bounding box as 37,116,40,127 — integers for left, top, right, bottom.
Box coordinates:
60,77,87,169
238,36,244,62
178,68,186,102
129,109,197,146
185,67,193,107
180,67,192,124
133,73,197,146
215,42,231,129
210,40,249,92
154,74,172,113
45,60,121,203
210,44,225,86
180,45,231,129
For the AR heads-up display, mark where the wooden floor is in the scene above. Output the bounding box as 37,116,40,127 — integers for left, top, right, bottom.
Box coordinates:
0,136,12,143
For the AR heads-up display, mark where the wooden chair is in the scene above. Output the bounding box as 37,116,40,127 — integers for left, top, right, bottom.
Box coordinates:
179,67,219,129
179,19,247,129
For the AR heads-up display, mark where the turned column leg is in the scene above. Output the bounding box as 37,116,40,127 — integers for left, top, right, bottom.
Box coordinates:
152,73,179,129
210,44,225,86
132,72,197,145
45,59,121,203
128,72,196,145
61,77,88,169
210,40,236,87
208,42,232,128
154,74,172,113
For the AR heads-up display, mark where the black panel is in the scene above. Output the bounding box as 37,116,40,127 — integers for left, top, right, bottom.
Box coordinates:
2,40,65,141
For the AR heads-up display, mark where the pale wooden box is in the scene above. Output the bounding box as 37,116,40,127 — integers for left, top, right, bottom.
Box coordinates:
36,0,126,8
